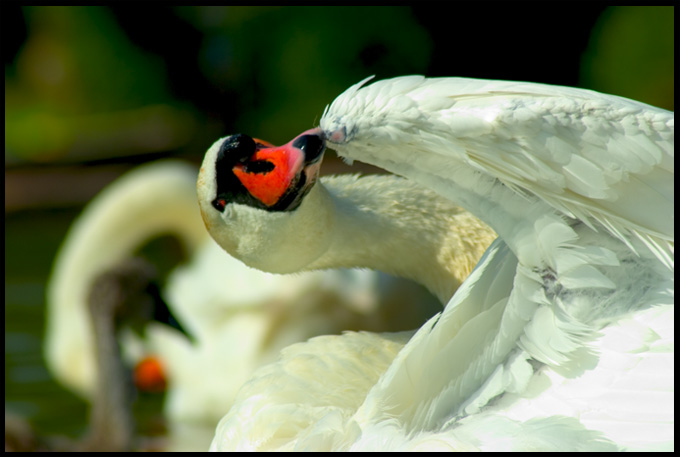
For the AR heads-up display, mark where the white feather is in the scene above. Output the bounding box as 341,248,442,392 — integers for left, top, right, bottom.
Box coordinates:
312,76,673,450
321,75,673,269
205,76,673,451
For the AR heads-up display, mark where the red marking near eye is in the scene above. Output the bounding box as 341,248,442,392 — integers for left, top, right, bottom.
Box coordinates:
134,356,167,393
233,145,304,206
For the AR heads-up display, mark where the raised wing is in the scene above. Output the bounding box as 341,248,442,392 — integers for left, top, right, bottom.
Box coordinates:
321,76,674,268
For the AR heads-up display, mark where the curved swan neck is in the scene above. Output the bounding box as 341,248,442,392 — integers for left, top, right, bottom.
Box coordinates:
202,173,495,303
80,258,162,451
81,259,158,451
306,175,494,302
331,143,556,263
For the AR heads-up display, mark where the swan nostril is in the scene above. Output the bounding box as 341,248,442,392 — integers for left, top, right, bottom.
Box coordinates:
292,134,326,164
242,160,275,174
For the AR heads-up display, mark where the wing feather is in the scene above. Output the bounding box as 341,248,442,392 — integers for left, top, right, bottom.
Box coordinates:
318,76,673,449
321,76,674,268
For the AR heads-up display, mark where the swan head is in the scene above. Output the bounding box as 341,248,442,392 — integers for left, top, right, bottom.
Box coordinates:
198,128,335,273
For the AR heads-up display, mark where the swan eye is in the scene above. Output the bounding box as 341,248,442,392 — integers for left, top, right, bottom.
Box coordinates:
212,198,227,211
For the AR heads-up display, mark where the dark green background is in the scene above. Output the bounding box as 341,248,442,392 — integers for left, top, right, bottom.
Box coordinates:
4,4,674,444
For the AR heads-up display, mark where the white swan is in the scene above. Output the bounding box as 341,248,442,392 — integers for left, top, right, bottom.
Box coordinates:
45,159,451,450
46,160,204,398
199,76,673,451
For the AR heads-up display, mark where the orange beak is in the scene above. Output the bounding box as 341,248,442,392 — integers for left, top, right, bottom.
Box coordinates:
230,128,326,209
232,141,306,207
133,356,167,393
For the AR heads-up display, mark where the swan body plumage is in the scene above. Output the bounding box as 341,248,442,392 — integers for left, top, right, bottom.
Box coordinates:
201,76,673,451
215,303,671,451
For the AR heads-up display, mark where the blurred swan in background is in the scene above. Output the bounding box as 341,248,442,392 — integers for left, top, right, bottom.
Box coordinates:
45,160,455,450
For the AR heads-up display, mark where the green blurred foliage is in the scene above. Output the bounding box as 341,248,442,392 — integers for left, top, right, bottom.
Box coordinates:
175,6,433,141
4,6,432,164
580,6,674,110
4,6,673,166
5,7,196,163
